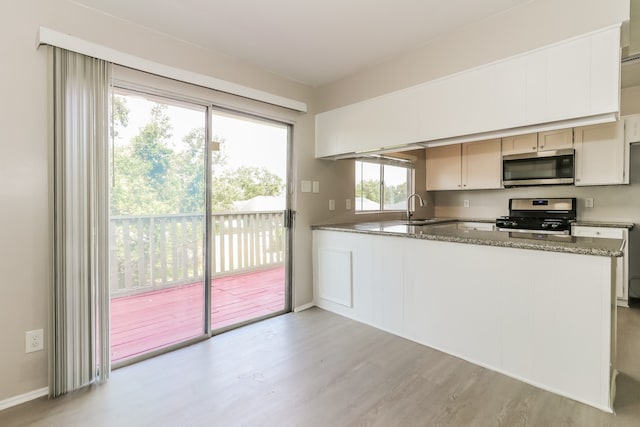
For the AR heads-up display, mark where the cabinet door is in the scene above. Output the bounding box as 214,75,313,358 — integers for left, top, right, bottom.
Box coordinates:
545,37,591,121
316,247,353,307
426,144,462,190
462,139,502,190
538,128,573,151
574,121,625,186
624,114,640,144
501,133,538,155
572,226,627,301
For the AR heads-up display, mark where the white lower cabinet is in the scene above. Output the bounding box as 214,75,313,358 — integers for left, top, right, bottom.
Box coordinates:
316,247,353,308
313,230,616,411
572,225,628,305
313,231,404,330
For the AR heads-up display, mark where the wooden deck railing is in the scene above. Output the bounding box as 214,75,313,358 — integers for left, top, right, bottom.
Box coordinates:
109,211,285,297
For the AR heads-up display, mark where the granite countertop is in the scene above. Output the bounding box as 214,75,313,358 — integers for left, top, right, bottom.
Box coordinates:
313,220,625,257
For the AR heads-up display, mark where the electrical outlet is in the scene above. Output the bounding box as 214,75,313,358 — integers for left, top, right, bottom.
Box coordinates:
346,199,352,210
26,329,44,353
585,198,594,208
312,181,320,193
329,199,335,211
463,200,470,208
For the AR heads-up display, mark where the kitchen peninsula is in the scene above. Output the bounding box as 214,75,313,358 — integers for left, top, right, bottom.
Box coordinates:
312,220,623,412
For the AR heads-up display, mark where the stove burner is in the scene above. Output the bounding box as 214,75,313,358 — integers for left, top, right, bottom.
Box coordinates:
495,198,577,235
496,216,573,234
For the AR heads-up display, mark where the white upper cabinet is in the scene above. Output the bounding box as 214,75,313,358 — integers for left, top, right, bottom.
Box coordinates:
315,26,620,158
574,120,627,186
492,57,527,129
426,144,462,191
462,139,502,190
624,114,640,144
427,139,501,191
537,129,574,151
590,28,623,115
501,133,538,155
541,37,591,120
502,129,572,156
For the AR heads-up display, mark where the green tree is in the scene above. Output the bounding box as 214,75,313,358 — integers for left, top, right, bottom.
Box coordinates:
111,104,177,215
176,130,229,213
356,179,381,203
111,95,130,138
110,99,284,215
212,166,284,211
131,104,173,190
384,182,408,206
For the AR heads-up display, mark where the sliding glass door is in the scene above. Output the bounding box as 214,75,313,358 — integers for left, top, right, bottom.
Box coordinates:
109,89,208,363
109,88,291,363
209,110,291,332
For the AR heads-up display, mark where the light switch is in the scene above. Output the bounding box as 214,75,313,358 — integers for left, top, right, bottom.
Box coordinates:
301,180,312,193
463,200,470,208
312,181,320,193
329,199,335,211
585,198,594,208
346,199,352,210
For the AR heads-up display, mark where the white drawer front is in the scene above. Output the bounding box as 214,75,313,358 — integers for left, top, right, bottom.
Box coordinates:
572,226,624,239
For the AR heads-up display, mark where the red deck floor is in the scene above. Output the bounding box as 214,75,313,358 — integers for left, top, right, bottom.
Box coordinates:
110,266,286,363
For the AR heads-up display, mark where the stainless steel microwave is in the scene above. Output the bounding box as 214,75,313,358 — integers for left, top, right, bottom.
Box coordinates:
502,149,574,187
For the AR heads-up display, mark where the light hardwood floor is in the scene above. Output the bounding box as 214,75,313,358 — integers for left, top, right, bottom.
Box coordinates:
2,306,640,426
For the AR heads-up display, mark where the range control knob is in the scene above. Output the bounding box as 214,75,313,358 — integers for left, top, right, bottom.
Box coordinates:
550,223,560,229
541,223,549,228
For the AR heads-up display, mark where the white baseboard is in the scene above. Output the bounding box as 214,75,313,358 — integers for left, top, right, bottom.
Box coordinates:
0,387,48,411
293,302,315,312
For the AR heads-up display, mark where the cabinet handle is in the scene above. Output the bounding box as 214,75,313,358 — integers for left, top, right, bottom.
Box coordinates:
532,146,536,150
540,145,545,149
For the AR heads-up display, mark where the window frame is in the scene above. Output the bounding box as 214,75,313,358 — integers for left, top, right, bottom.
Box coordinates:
355,157,415,213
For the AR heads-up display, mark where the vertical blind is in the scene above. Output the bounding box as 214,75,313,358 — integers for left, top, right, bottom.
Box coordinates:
49,47,111,397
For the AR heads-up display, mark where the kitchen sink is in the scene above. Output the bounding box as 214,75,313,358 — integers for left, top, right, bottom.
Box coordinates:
400,219,446,226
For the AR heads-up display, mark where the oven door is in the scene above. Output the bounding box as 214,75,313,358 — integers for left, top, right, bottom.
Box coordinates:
502,149,574,187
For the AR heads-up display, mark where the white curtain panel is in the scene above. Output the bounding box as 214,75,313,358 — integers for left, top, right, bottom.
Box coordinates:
49,47,111,397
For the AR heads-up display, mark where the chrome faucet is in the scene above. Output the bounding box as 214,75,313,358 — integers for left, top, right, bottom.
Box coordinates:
406,193,426,221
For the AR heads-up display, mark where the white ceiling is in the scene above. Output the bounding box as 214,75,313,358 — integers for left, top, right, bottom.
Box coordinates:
70,0,531,87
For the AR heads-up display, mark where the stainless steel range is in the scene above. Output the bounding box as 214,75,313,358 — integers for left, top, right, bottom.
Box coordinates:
495,197,576,235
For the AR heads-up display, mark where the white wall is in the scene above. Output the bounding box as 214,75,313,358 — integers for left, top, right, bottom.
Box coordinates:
0,0,323,403
0,1,50,404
